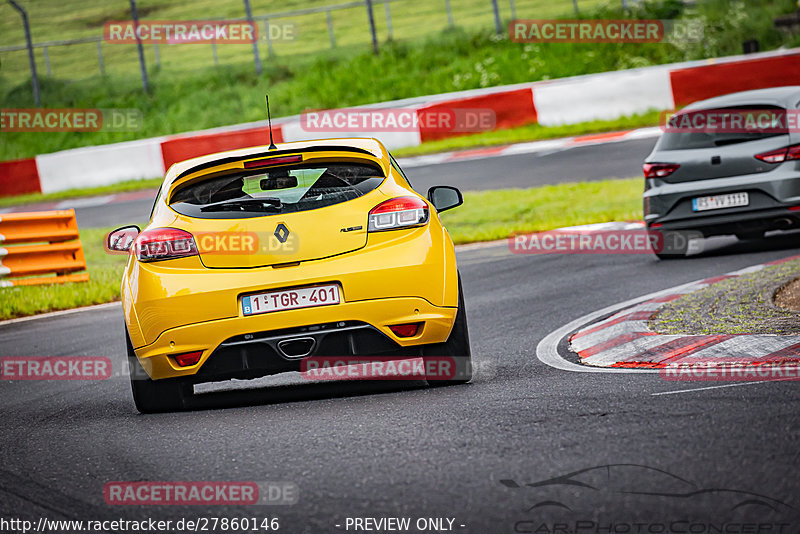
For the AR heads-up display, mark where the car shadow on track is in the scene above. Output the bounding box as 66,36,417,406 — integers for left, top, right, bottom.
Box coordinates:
180,379,432,412
681,230,800,260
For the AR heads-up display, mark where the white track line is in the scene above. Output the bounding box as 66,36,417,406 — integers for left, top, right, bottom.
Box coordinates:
651,380,794,396
0,301,121,326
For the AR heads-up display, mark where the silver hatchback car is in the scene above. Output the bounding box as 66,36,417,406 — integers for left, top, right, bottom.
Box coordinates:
643,86,800,258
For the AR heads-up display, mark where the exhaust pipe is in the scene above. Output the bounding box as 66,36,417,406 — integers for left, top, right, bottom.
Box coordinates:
277,337,316,359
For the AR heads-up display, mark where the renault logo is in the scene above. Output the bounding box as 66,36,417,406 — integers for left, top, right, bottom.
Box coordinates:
274,223,290,243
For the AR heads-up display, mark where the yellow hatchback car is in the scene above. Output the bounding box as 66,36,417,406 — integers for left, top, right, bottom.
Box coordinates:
107,138,471,412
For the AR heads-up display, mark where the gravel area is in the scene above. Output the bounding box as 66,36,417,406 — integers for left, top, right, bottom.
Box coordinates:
650,258,800,335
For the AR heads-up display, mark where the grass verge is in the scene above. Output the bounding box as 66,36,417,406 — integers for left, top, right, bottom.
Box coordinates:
2,0,797,161
0,178,162,209
0,177,642,320
393,111,661,158
0,112,656,207
650,258,800,335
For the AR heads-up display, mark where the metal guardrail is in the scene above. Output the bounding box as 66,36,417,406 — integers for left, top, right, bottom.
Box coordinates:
0,210,89,287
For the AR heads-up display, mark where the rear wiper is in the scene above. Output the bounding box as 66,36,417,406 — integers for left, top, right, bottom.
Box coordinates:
200,198,283,213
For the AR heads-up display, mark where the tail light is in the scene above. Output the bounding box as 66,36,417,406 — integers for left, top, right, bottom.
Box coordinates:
368,197,429,232
173,351,203,367
134,228,198,262
643,163,680,178
243,154,302,169
755,144,800,164
389,323,422,337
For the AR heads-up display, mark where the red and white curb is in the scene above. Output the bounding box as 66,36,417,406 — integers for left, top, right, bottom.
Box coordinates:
0,129,661,215
399,127,661,168
537,256,800,373
0,188,158,215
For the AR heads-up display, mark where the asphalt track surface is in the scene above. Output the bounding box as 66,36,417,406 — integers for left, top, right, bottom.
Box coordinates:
3,137,800,530
64,137,657,229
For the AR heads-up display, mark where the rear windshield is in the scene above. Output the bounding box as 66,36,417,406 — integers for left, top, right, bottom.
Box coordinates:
657,106,788,151
169,162,384,219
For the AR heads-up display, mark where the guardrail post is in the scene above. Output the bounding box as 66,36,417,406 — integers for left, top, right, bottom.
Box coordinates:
264,18,275,58
326,10,336,48
242,0,262,75
153,42,161,68
491,0,502,35
365,0,379,54
384,0,393,40
129,0,150,93
43,45,52,76
211,41,219,65
96,41,106,76
7,0,41,105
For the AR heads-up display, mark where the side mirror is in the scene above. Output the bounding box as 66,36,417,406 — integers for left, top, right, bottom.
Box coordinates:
427,186,463,213
106,225,140,253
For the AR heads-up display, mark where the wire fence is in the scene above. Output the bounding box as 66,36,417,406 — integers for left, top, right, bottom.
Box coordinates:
0,0,613,86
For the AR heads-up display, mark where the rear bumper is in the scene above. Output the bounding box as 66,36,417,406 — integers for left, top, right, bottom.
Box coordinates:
132,296,456,381
643,166,800,236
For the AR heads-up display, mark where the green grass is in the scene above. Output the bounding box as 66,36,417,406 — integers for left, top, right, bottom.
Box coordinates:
0,0,607,81
0,227,137,320
0,113,656,207
0,177,642,320
442,177,642,243
0,178,162,208
2,0,798,162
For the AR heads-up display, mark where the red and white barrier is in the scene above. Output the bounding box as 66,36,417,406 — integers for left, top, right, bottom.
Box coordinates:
3,48,799,197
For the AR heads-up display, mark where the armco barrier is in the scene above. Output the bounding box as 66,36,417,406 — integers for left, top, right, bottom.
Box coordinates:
0,210,89,287
161,125,285,171
669,53,800,108
0,158,41,197
416,88,537,142
2,48,799,197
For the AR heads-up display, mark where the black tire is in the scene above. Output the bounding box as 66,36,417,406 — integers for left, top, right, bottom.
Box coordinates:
126,329,191,413
651,229,690,260
423,275,472,386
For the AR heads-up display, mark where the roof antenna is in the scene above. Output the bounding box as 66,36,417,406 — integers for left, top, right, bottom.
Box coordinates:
266,94,277,150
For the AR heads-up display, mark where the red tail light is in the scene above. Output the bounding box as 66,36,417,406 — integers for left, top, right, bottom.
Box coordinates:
755,144,800,164
368,197,429,232
173,351,203,367
389,323,422,337
134,228,198,262
243,154,302,169
643,163,680,178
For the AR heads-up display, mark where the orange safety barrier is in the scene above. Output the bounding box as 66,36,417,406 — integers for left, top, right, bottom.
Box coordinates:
0,209,89,287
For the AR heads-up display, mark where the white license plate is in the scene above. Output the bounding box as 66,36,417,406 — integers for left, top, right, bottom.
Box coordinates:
242,284,341,316
692,192,749,212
